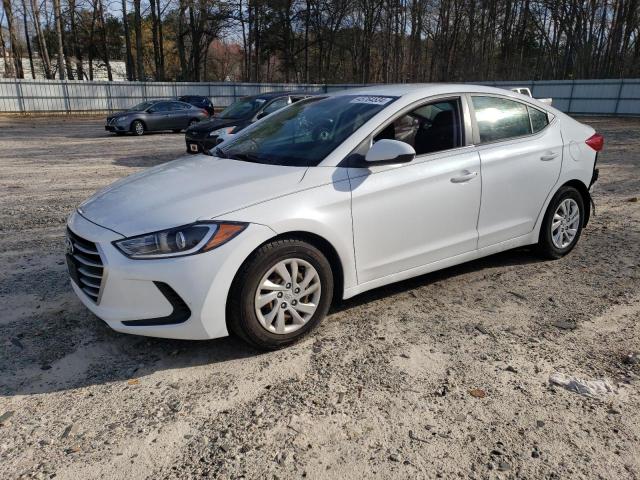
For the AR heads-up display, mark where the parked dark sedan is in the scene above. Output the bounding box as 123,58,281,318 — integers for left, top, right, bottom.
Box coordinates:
105,100,210,136
184,92,312,154
178,95,215,115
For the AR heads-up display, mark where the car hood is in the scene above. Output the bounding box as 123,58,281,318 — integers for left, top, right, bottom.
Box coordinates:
78,155,308,237
107,111,141,121
187,116,246,133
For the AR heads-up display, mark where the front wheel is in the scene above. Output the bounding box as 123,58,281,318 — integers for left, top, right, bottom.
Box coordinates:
131,120,145,136
227,239,333,350
538,186,585,259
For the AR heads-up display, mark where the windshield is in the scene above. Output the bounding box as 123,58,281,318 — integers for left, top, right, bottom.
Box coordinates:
127,101,155,112
218,97,267,119
217,95,396,167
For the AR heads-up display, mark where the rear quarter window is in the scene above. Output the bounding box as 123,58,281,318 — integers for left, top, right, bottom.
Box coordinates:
528,106,549,133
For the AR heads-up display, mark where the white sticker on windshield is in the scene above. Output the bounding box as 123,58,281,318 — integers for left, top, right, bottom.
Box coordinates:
350,96,393,105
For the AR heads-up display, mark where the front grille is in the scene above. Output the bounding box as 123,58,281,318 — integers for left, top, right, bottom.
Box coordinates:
189,130,208,139
66,228,104,303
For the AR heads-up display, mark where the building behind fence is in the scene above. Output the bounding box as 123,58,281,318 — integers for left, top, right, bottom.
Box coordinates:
0,78,639,116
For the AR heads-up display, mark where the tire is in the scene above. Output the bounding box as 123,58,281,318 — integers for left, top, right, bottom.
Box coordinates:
131,120,145,136
537,185,585,259
227,239,334,350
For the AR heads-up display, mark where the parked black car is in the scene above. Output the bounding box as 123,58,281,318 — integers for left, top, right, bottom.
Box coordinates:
184,92,312,154
105,100,210,136
178,95,215,115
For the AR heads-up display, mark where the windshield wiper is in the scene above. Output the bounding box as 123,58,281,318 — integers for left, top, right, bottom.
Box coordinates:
227,152,263,163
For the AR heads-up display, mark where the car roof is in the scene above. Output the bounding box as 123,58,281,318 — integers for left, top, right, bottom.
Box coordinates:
328,83,517,97
244,91,313,101
327,83,560,113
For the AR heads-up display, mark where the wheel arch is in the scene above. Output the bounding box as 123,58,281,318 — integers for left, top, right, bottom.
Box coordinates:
224,230,345,334
561,179,591,226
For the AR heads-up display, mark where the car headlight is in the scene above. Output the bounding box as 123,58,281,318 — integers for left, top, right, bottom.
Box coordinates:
113,222,247,259
116,116,129,124
209,126,236,137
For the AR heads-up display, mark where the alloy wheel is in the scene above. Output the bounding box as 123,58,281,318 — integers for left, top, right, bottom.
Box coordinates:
254,258,321,335
551,198,580,249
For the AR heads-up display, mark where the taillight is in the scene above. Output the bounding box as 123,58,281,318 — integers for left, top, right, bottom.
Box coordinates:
585,133,604,152
201,109,209,116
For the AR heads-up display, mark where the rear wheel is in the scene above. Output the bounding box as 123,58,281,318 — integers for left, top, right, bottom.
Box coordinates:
131,120,145,136
538,186,584,259
227,239,333,350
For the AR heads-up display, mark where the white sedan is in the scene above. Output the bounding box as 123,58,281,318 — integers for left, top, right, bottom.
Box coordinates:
66,84,603,349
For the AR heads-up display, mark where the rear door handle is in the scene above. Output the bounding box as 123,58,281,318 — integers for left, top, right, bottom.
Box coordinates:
540,151,559,161
450,170,478,183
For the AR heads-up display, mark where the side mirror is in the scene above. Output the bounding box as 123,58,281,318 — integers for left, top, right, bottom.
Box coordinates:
365,139,415,165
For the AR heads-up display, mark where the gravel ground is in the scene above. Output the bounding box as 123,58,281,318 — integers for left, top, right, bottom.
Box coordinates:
0,115,638,480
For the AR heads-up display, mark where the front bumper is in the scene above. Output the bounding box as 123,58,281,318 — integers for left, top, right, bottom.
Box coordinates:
66,211,275,340
185,135,217,154
105,124,127,132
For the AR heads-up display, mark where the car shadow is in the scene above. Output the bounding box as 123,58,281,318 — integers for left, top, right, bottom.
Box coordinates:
1,247,544,397
332,247,544,312
112,151,184,168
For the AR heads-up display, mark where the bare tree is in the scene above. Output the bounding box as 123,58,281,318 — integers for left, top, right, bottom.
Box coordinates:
2,0,24,77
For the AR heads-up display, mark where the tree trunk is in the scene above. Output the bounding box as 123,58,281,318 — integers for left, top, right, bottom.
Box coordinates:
21,0,36,78
149,0,161,80
68,0,83,79
133,0,144,80
0,21,15,77
2,0,24,78
52,0,65,79
97,0,113,80
30,0,52,78
156,0,165,79
121,0,134,80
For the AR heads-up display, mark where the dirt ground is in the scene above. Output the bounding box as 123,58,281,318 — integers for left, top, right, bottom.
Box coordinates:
0,115,638,480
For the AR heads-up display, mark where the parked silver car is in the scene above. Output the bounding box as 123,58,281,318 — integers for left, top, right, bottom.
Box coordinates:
105,100,210,136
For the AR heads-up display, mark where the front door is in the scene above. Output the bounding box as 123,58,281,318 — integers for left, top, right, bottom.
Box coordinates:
348,97,482,284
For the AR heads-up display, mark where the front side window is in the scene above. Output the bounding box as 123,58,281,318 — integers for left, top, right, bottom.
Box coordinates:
151,102,171,113
218,95,396,167
128,101,154,111
472,96,531,143
373,99,463,155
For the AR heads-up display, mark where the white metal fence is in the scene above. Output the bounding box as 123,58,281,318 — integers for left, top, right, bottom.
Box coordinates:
0,78,639,115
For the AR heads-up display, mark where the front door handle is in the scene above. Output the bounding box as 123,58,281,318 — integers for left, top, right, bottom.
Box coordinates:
450,170,478,183
540,151,559,161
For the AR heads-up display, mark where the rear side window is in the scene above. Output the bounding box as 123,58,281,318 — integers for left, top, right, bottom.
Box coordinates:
472,96,531,143
528,106,549,133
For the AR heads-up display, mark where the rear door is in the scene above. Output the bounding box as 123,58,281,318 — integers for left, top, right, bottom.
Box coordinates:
470,95,562,248
348,96,482,283
168,101,191,129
